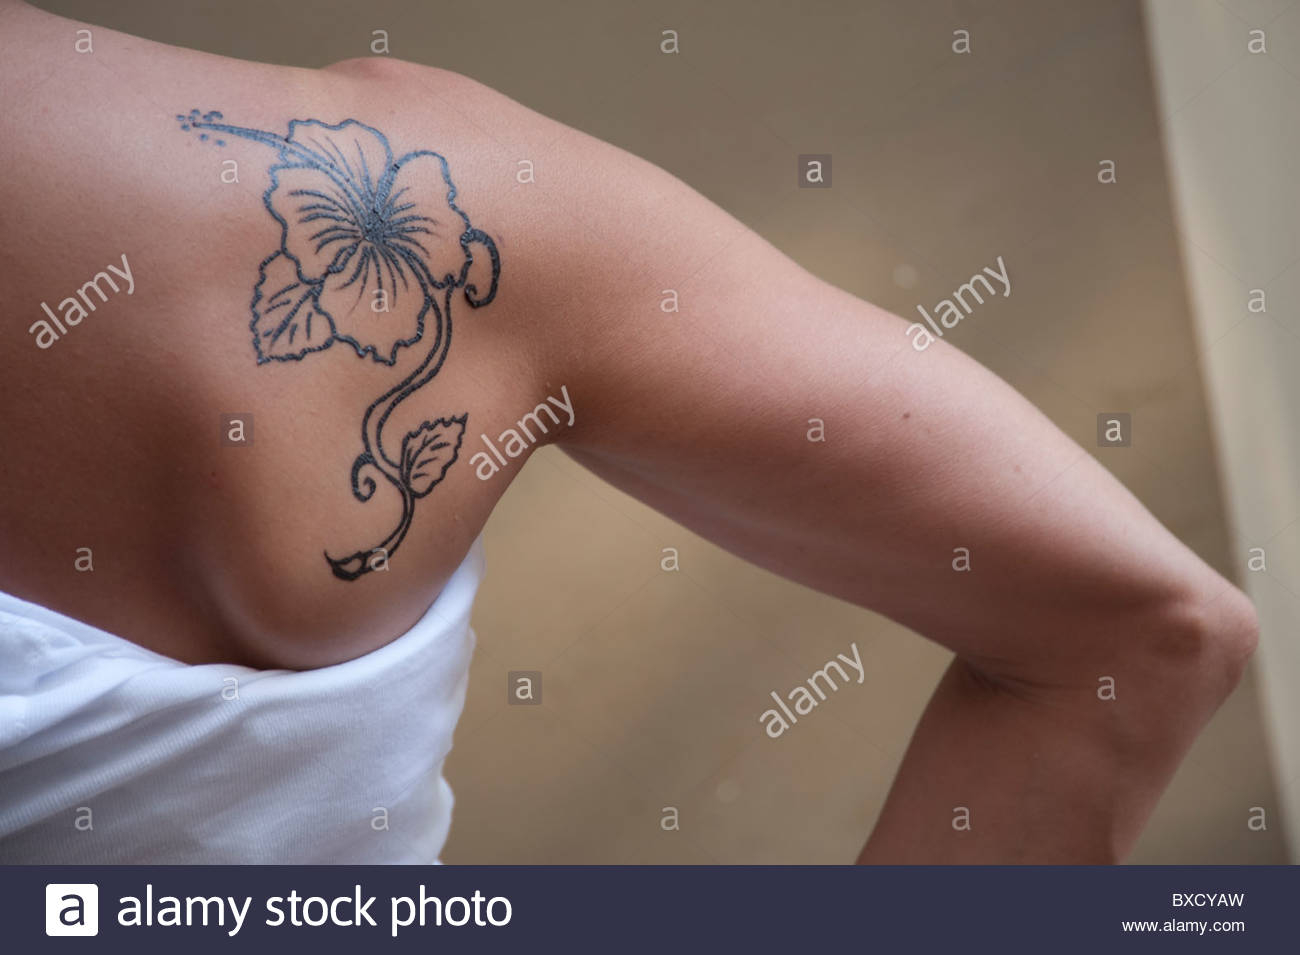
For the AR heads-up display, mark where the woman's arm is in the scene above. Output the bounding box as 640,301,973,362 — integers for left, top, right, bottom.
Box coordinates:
427,67,1261,862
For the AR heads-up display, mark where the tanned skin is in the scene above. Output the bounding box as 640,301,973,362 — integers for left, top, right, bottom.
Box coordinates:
0,1,1258,863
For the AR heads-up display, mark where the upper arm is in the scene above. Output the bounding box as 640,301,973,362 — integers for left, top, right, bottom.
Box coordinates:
509,122,1237,673
345,60,1236,672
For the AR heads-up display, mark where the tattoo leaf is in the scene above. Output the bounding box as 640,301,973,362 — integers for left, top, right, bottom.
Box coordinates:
401,416,467,497
251,251,336,362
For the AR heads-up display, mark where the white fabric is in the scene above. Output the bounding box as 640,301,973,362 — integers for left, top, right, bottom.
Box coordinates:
0,536,483,864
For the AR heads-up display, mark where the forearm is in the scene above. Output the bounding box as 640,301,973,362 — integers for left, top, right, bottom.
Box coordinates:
858,603,1255,864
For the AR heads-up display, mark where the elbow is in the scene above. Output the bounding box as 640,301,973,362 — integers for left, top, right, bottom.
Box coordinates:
1181,580,1259,699
1131,577,1259,719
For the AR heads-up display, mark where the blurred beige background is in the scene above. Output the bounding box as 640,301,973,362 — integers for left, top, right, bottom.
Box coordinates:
40,0,1289,863
1144,0,1300,863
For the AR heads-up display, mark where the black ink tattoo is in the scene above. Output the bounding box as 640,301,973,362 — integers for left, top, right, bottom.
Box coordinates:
176,109,500,580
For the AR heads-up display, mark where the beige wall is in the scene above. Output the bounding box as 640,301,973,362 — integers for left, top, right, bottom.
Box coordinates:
41,0,1287,863
1144,0,1300,861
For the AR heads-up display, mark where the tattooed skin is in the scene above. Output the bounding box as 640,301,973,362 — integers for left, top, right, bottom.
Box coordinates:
176,109,501,581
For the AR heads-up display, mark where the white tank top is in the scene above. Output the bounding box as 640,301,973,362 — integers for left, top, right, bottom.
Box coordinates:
0,536,483,864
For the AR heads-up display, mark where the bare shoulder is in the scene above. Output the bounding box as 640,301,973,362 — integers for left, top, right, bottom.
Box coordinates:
0,44,558,668
320,55,475,89
0,27,762,669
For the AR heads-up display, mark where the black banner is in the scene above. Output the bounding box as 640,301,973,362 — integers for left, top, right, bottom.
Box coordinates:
9,864,1295,952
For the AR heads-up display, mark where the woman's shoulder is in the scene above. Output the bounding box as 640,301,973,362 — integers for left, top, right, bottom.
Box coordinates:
0,39,552,669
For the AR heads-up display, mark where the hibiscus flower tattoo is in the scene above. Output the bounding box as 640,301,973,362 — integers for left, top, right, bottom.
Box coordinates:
176,109,500,580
